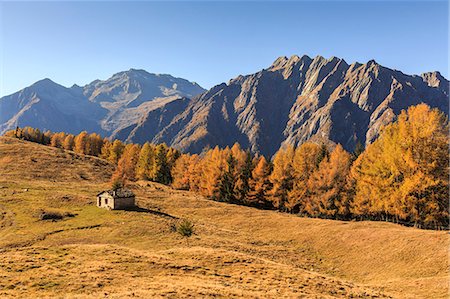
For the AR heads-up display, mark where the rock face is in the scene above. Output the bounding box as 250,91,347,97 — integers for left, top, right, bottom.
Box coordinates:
117,55,449,156
0,69,205,136
1,56,448,157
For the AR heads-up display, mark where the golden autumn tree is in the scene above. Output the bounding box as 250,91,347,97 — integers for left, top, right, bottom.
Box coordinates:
235,150,253,203
166,147,181,170
247,156,272,208
111,143,141,184
302,144,352,219
108,139,125,164
135,142,155,180
199,146,226,199
50,132,66,148
87,133,104,156
171,154,192,190
74,131,88,154
351,104,449,228
269,145,294,211
286,142,322,213
186,154,202,193
100,139,112,160
62,134,75,150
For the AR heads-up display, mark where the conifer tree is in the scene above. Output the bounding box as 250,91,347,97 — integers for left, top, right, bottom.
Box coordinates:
352,104,449,228
166,147,181,170
152,143,171,184
135,142,154,180
42,130,52,145
50,132,66,148
74,131,88,154
303,144,352,219
100,139,112,160
247,156,272,208
187,154,202,192
286,143,321,213
108,139,125,164
87,133,103,156
62,134,75,150
199,146,224,198
171,154,192,190
235,150,253,203
218,153,237,203
269,146,294,211
113,143,141,182
316,143,330,167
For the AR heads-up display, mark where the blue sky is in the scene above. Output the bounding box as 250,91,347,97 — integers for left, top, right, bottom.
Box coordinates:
0,1,448,96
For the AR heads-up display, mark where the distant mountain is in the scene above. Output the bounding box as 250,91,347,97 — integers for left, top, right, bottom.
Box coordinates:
2,57,448,156
116,55,449,156
0,69,205,136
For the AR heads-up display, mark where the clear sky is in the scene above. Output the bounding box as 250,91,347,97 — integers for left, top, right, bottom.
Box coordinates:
0,1,448,97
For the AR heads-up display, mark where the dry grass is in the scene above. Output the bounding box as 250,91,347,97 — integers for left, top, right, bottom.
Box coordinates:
0,137,448,298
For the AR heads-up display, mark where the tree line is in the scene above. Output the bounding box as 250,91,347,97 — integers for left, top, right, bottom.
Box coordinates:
170,104,449,229
5,104,448,229
4,127,178,186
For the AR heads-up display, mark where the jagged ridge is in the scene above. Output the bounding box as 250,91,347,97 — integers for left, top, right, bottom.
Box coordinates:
118,55,448,156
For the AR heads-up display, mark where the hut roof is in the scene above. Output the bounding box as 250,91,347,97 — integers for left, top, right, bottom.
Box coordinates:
97,188,135,198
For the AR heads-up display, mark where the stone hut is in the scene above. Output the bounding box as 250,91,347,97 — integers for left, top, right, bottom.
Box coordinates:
96,188,135,210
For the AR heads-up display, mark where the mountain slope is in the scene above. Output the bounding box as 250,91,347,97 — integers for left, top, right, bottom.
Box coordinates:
0,70,205,136
119,55,449,156
0,137,447,298
0,79,106,135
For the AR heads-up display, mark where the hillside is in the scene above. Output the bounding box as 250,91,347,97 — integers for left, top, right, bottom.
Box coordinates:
118,55,449,156
0,137,448,298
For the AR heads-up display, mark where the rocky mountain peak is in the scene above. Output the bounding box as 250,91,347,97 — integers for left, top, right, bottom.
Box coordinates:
421,71,448,94
115,54,448,157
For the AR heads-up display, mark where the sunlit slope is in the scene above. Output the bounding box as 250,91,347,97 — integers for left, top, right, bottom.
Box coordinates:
0,137,447,298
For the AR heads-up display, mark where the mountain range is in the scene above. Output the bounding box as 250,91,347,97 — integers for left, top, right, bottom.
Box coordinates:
1,55,448,156
0,70,205,138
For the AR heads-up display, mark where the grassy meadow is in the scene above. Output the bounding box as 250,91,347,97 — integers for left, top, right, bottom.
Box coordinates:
0,137,447,298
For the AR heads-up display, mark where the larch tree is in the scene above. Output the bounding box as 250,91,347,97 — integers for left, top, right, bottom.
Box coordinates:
74,131,88,154
187,154,202,193
108,139,125,164
352,104,449,228
269,145,295,211
171,154,192,190
50,132,66,148
286,142,321,213
198,146,224,198
87,133,104,156
62,134,75,150
316,143,330,167
100,140,112,160
112,143,141,183
135,142,155,180
303,144,352,219
247,156,272,209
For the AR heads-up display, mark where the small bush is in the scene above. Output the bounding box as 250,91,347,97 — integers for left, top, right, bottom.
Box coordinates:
176,219,195,237
38,210,76,221
39,211,63,221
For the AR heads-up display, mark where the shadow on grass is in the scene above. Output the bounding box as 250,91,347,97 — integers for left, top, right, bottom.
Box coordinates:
124,206,179,220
